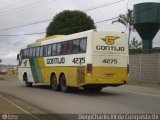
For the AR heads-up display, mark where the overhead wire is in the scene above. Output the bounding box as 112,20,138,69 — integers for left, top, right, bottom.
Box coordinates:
0,0,157,37
0,0,125,32
0,0,26,11
0,16,120,37
0,32,46,36
0,0,52,16
84,0,125,12
0,19,52,31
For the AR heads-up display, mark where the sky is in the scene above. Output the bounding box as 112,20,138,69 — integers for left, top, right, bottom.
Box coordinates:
0,0,160,65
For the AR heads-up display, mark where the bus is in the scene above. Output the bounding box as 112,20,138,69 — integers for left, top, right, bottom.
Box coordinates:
17,29,129,92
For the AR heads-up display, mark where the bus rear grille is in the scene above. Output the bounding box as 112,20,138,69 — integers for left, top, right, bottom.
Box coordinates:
77,67,85,85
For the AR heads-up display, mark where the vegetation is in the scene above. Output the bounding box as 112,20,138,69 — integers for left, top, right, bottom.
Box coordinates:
112,9,135,43
129,37,142,49
46,10,96,37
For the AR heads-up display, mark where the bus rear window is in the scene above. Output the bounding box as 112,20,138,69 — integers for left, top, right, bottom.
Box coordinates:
80,38,87,53
72,39,80,54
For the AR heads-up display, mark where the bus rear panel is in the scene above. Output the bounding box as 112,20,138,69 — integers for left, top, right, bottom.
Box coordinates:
84,30,129,87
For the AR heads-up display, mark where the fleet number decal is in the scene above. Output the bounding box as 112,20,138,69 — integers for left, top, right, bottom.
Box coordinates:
72,57,85,65
102,59,118,64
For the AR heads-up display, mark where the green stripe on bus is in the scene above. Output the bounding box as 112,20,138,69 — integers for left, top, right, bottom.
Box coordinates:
29,58,39,83
27,44,44,83
34,58,43,83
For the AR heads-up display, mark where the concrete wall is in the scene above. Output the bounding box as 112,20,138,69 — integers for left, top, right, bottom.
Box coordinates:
129,53,160,84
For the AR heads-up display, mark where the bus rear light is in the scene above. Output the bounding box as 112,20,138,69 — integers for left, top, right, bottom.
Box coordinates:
87,64,92,75
127,64,129,74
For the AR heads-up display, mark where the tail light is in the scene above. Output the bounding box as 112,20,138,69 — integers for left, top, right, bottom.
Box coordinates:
87,64,92,75
127,64,129,74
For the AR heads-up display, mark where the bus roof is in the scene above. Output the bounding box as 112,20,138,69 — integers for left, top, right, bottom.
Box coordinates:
36,35,65,42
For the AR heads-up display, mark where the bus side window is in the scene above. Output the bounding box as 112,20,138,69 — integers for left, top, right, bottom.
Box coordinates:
47,45,52,56
44,45,48,57
21,50,24,59
39,46,44,57
26,48,29,58
52,44,57,56
67,40,73,54
57,43,61,55
36,47,40,57
32,47,36,58
29,48,33,58
23,49,27,59
72,39,80,54
80,38,87,53
61,42,68,55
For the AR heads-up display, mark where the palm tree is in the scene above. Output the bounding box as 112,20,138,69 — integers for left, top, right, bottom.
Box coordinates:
112,9,134,44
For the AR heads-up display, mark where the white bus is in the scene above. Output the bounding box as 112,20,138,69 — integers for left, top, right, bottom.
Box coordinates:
17,29,129,92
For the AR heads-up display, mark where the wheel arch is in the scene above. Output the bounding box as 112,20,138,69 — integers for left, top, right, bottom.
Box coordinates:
23,72,27,82
59,72,67,84
50,72,57,85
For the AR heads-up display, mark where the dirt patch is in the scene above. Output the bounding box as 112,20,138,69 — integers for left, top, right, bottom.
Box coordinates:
0,74,18,81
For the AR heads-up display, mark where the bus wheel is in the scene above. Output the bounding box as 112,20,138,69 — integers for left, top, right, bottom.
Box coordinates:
24,74,32,87
60,75,70,93
51,74,60,91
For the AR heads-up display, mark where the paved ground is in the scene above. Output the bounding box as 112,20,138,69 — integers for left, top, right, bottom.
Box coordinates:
0,94,40,120
0,80,160,120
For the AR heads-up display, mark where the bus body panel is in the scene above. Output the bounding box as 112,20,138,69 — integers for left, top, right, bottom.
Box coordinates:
18,59,34,82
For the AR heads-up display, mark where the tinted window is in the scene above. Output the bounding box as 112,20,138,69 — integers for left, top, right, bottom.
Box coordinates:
23,49,27,58
26,49,29,58
57,43,61,55
44,45,48,57
80,38,87,53
72,39,80,54
39,46,43,57
47,45,52,56
29,48,33,57
21,50,24,59
67,41,73,54
52,44,57,56
61,42,68,55
36,47,40,57
32,48,36,57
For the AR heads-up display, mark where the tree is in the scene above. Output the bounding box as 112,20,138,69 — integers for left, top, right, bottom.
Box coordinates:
0,59,2,63
46,10,96,37
129,37,142,49
112,9,135,44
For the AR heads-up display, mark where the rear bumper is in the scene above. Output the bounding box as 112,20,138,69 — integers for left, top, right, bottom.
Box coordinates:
82,76,128,87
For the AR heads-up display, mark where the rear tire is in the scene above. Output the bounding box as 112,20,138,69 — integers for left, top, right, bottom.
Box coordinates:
51,74,60,91
60,75,70,93
24,74,32,87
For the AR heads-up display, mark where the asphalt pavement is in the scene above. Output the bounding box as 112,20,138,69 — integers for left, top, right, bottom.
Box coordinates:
0,94,40,120
0,79,160,120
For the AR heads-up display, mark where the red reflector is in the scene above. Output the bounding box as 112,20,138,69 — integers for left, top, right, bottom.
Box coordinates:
127,64,129,74
87,64,92,75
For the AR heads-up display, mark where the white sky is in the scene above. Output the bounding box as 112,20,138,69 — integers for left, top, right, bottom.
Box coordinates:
0,0,160,65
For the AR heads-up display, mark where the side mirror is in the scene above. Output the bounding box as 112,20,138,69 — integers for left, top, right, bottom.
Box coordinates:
17,54,19,61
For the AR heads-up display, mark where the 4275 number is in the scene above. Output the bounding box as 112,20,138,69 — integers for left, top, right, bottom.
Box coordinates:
102,59,118,64
72,57,85,65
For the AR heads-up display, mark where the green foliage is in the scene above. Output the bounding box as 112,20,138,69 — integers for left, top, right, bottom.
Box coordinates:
46,10,96,37
112,9,135,42
129,37,142,49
